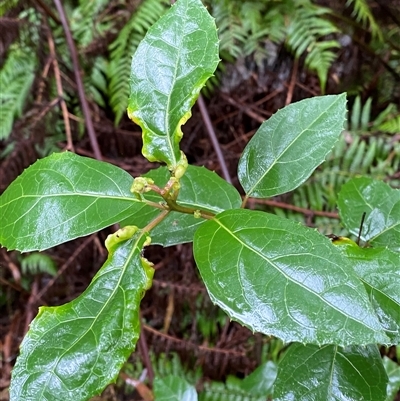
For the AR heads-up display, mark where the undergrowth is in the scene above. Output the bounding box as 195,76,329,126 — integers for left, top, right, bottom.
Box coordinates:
1,0,400,396
2,0,397,136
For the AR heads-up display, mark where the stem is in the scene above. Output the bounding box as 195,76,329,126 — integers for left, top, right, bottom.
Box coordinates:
53,0,103,160
241,194,250,208
197,95,232,184
163,198,215,220
142,210,170,233
142,180,215,219
47,31,74,152
142,200,168,210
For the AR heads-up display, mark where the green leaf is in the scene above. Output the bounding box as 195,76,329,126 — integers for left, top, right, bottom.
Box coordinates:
121,165,241,246
193,209,388,346
338,245,400,344
153,375,197,401
0,152,147,252
383,356,400,401
9,230,154,401
274,343,388,401
338,177,400,250
240,361,277,397
127,0,219,169
238,94,347,198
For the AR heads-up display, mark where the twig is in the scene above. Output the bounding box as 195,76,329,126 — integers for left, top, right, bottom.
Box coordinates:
2,311,22,384
53,0,102,160
143,324,246,357
2,251,21,285
35,56,52,104
285,57,299,105
47,31,74,152
254,87,284,107
220,92,266,123
138,319,154,384
248,198,339,219
32,0,60,24
119,372,154,401
162,288,174,333
24,278,40,334
35,235,96,301
29,97,62,129
197,95,232,183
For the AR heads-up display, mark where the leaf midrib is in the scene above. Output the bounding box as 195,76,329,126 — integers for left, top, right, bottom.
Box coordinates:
38,234,144,397
215,217,379,333
164,2,188,168
247,96,341,196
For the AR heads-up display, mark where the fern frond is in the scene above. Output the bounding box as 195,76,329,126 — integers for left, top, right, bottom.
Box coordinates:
372,103,400,134
107,0,169,124
71,0,111,48
20,253,57,276
84,56,108,108
212,0,247,61
348,95,372,131
346,0,382,40
0,0,19,16
305,40,340,92
0,45,36,139
199,375,266,401
378,115,400,134
286,2,340,92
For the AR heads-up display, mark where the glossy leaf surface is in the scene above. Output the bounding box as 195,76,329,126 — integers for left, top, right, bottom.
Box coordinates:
339,245,400,344
9,231,153,401
383,357,400,401
153,375,197,401
240,361,277,397
127,0,219,169
121,165,241,246
0,152,145,252
238,94,346,198
194,209,388,345
338,177,400,250
274,343,387,401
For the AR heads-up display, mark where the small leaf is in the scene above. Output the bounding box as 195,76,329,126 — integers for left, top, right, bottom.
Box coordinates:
128,0,220,169
9,231,154,401
338,177,400,250
193,209,388,346
0,152,147,252
339,245,400,344
238,94,347,198
274,343,388,401
121,165,241,246
153,375,197,401
240,361,277,397
383,356,400,401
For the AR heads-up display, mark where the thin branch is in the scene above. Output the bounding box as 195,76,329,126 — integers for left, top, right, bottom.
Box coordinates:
35,56,52,104
47,31,74,152
143,324,247,357
138,321,154,385
220,92,267,123
52,0,102,160
197,95,232,183
248,198,339,219
35,235,96,301
31,0,60,24
285,57,299,105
